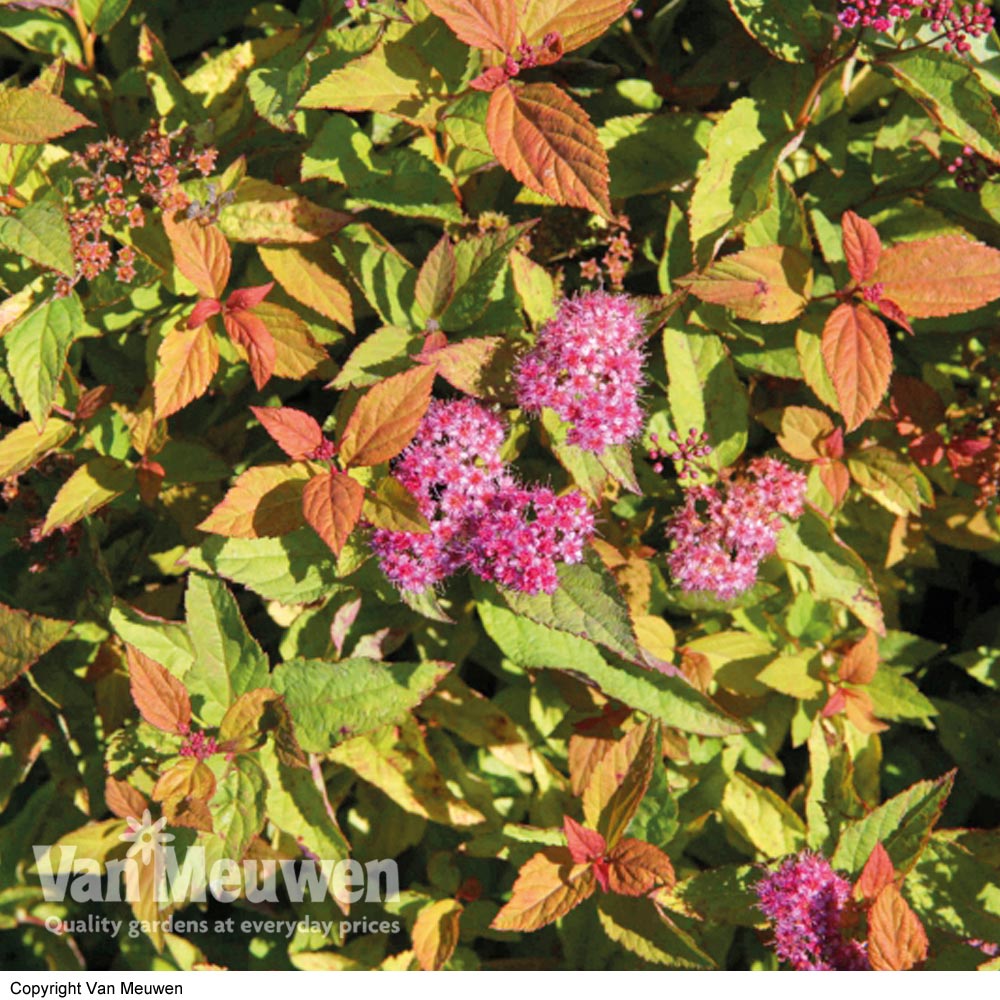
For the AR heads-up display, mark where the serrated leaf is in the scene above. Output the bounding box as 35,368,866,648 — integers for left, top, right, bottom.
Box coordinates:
725,0,832,62
757,653,823,700
41,455,134,535
868,883,928,971
162,215,230,299
607,839,676,897
256,301,330,380
821,302,892,432
223,308,275,390
338,365,435,468
415,235,457,321
4,293,83,429
209,756,267,860
0,416,73,480
486,82,611,217
841,210,881,284
412,899,463,971
721,771,806,857
152,757,216,809
363,476,429,533
125,645,191,734
104,777,148,821
153,323,219,420
270,657,454,752
596,896,714,968
424,0,518,52
683,245,812,323
258,245,353,331
0,602,72,688
855,842,895,902
491,847,595,932
0,200,73,275
519,0,633,54
302,469,365,556
872,234,1000,318
0,85,92,143
848,446,928,517
250,406,324,460
197,463,313,538
776,405,836,462
218,178,350,244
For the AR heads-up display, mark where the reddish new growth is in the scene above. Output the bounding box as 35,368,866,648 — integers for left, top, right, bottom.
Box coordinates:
837,0,994,53
756,852,870,971
665,456,807,601
579,216,634,290
178,728,217,761
371,399,593,595
516,290,646,454
57,124,217,296
947,145,1000,192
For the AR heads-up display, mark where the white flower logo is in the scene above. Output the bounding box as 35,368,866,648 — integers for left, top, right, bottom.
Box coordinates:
120,809,174,864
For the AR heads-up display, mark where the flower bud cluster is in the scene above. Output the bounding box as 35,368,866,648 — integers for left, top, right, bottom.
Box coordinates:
756,852,870,971
371,399,594,595
837,1,994,54
515,290,646,454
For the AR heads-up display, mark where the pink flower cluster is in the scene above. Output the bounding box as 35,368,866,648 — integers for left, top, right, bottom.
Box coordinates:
515,291,646,454
837,1,994,53
178,728,217,761
665,457,807,601
371,399,594,595
756,852,869,971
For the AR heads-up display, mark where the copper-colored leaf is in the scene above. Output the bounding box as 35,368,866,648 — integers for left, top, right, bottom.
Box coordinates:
568,733,615,797
258,245,354,331
491,847,596,932
250,406,324,460
163,215,231,300
424,0,518,52
840,630,879,685
301,470,365,556
104,777,148,820
415,235,457,321
855,842,895,903
818,459,851,507
152,757,216,807
821,302,892,432
486,82,611,217
225,281,274,312
843,687,889,734
255,301,330,380
223,308,276,390
564,815,607,864
606,838,676,897
338,366,436,468
412,898,463,972
841,210,881,285
519,0,632,54
126,645,191,734
197,464,313,538
777,406,837,462
868,883,928,971
873,235,1000,318
154,323,220,420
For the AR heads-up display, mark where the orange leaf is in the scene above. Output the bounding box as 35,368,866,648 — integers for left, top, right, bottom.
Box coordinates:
301,470,365,556
126,645,191,734
606,838,676,897
818,459,851,507
105,777,148,820
873,235,1000,318
843,687,888,734
223,309,276,390
153,323,220,420
163,215,231,300
855,843,895,903
568,733,615,797
258,245,354,331
777,406,837,462
840,630,879,685
486,82,611,217
412,899,463,972
491,847,596,932
197,464,313,538
821,303,892,432
338,366,436,468
841,211,881,285
564,815,607,864
250,406,324,460
519,0,633,54
256,302,330,380
424,0,519,52
868,883,928,971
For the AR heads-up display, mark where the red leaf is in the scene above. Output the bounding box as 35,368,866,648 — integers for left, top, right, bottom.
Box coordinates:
841,210,881,284
490,847,596,932
840,630,879,685
225,281,274,313
137,460,165,507
223,309,276,390
424,0,519,52
153,322,220,421
337,365,436,468
250,406,325,460
877,296,912,334
873,235,1000,318
126,645,191,735
563,815,607,864
486,82,611,217
868,883,928,971
821,302,892,432
470,65,511,92
301,469,365,556
855,843,895,903
606,838,676,897
187,298,221,329
821,686,848,718
163,215,231,300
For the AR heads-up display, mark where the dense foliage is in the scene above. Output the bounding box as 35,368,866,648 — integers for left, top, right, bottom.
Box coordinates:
1,0,999,973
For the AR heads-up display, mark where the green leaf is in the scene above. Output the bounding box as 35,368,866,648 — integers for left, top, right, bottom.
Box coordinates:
270,657,455,752
933,695,1000,798
832,771,955,875
0,602,72,688
4,293,83,429
41,456,135,535
108,600,195,679
596,896,715,969
0,416,74,481
663,327,748,469
777,509,885,635
721,771,807,858
183,574,270,726
0,201,74,275
847,446,931,517
0,85,92,144
336,223,418,328
883,49,1000,162
209,756,267,861
867,667,936,724
476,594,744,737
757,653,824,700
726,0,833,62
